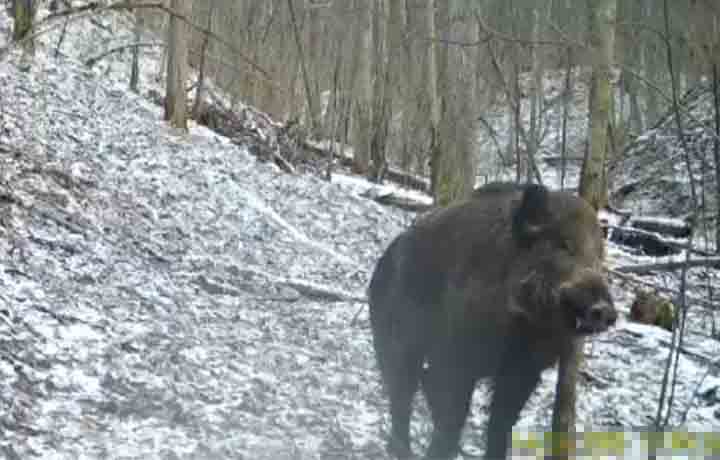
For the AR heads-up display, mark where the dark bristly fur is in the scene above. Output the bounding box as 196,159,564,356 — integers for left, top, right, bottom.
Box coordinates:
368,182,616,460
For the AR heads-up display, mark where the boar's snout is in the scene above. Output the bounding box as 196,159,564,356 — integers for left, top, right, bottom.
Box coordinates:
558,272,617,335
578,299,617,333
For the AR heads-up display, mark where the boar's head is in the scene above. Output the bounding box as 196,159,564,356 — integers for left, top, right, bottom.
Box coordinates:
507,185,617,336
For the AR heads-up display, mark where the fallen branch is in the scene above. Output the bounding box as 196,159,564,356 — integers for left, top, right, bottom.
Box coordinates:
608,269,717,311
363,190,433,213
629,216,692,239
85,42,162,68
303,140,430,192
232,266,366,303
608,225,681,257
614,257,720,275
271,149,296,174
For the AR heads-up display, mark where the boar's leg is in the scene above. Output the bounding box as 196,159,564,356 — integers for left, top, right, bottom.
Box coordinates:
370,303,425,457
484,350,544,460
382,345,424,459
422,345,477,460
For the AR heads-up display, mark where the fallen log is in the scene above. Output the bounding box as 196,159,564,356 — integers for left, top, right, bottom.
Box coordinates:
541,155,585,168
608,269,717,311
608,225,681,256
629,215,692,239
315,143,429,192
614,257,720,275
367,191,433,213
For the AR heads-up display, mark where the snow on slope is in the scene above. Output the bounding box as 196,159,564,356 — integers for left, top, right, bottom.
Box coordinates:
0,6,718,460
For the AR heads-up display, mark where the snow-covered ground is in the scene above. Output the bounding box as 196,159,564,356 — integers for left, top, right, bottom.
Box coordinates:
0,6,718,460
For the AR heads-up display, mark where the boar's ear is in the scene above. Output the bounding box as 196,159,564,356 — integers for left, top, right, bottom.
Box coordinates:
512,184,551,245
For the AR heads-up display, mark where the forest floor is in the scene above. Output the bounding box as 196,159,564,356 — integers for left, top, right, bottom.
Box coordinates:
1,6,719,460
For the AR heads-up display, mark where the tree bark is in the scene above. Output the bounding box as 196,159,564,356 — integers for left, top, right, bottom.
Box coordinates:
428,1,470,206
12,0,36,58
553,1,617,459
550,340,582,460
527,8,543,184
368,0,390,182
427,0,440,196
130,10,144,93
192,3,215,118
578,0,617,210
164,0,190,130
287,0,322,138
560,47,573,190
351,0,372,175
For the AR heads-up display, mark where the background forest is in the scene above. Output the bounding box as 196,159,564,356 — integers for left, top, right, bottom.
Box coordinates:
2,0,720,458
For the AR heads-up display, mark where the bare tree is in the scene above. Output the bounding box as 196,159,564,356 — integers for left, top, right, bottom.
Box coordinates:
427,0,440,192
578,0,617,210
714,63,720,253
192,2,215,119
129,10,144,93
12,0,36,58
552,1,617,459
164,0,190,130
428,0,472,206
367,0,392,182
350,0,372,174
287,0,321,138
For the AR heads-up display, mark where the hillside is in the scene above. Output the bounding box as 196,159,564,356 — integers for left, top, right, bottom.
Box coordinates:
610,80,720,252
1,6,719,460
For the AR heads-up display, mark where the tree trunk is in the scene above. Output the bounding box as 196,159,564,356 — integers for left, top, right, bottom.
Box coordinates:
192,3,215,119
130,11,143,93
427,0,439,193
713,63,720,253
578,0,617,210
550,340,582,460
368,0,390,182
287,0,322,138
527,8,543,184
560,47,573,190
687,0,705,85
164,0,190,131
351,0,372,174
428,1,469,206
553,1,617,459
641,0,660,126
12,0,35,58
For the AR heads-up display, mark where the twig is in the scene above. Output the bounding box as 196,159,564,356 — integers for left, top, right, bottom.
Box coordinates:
678,357,720,425
53,12,70,57
85,42,161,67
713,63,720,253
483,24,542,185
655,0,698,429
2,1,280,91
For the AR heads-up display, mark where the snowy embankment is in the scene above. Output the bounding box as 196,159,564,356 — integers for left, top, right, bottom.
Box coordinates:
0,7,718,460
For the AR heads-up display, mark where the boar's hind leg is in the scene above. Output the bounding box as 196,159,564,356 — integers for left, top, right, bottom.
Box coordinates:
483,353,544,460
383,344,424,459
370,311,424,458
422,353,477,460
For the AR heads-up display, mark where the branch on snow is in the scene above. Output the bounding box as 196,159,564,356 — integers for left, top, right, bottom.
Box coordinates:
362,190,433,213
614,257,720,275
230,266,366,304
608,269,717,311
85,42,162,68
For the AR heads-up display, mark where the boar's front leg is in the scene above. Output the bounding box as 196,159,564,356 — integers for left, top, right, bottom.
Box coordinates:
484,346,544,460
422,340,478,460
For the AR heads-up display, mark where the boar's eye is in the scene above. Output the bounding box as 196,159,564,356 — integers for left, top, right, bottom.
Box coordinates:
558,239,573,253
